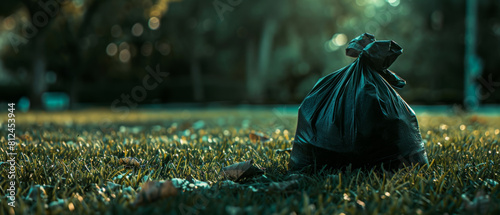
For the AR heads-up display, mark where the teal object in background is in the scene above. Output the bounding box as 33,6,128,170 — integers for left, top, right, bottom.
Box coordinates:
17,96,30,112
41,92,69,111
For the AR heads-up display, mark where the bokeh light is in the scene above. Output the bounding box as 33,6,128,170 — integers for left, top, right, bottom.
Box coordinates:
131,23,144,37
119,42,130,51
106,43,118,56
148,17,160,30
149,0,170,17
359,0,385,7
373,0,385,7
332,33,348,46
364,5,376,18
17,96,30,112
156,43,170,56
325,33,348,52
386,0,400,7
324,41,338,52
1,0,498,107
119,49,131,63
3,16,16,30
356,0,366,6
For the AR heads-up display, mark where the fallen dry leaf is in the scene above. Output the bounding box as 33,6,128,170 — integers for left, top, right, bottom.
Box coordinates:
119,157,141,167
134,180,178,206
222,160,264,182
249,132,271,143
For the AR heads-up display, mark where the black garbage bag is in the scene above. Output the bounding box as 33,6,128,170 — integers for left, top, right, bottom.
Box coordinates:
289,33,429,172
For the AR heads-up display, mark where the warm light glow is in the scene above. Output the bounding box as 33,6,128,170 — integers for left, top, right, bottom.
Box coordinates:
332,33,348,46
157,43,170,55
386,0,400,7
106,43,118,56
148,17,160,30
119,49,131,63
131,23,144,37
324,40,338,52
149,0,171,17
119,42,129,51
3,16,16,30
356,0,366,6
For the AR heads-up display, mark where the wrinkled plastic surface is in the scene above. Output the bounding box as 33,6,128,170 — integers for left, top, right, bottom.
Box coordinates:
289,33,429,172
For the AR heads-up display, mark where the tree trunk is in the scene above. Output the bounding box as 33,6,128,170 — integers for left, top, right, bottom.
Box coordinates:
464,0,482,111
246,39,257,101
69,76,80,109
190,57,204,102
67,0,105,109
30,35,47,110
249,19,278,103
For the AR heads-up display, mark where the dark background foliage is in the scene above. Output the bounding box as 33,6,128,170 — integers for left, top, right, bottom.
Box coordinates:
0,0,499,109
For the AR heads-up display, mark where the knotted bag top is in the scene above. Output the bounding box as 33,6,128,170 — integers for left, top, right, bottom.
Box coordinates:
346,33,406,88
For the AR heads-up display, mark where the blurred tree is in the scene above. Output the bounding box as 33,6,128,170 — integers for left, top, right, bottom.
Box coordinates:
1,0,498,106
161,0,211,102
1,0,177,108
1,0,62,108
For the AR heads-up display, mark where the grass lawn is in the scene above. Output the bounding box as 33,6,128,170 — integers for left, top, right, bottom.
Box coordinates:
1,109,499,214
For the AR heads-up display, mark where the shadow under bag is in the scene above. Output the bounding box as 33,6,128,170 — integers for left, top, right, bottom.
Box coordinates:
289,33,429,172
